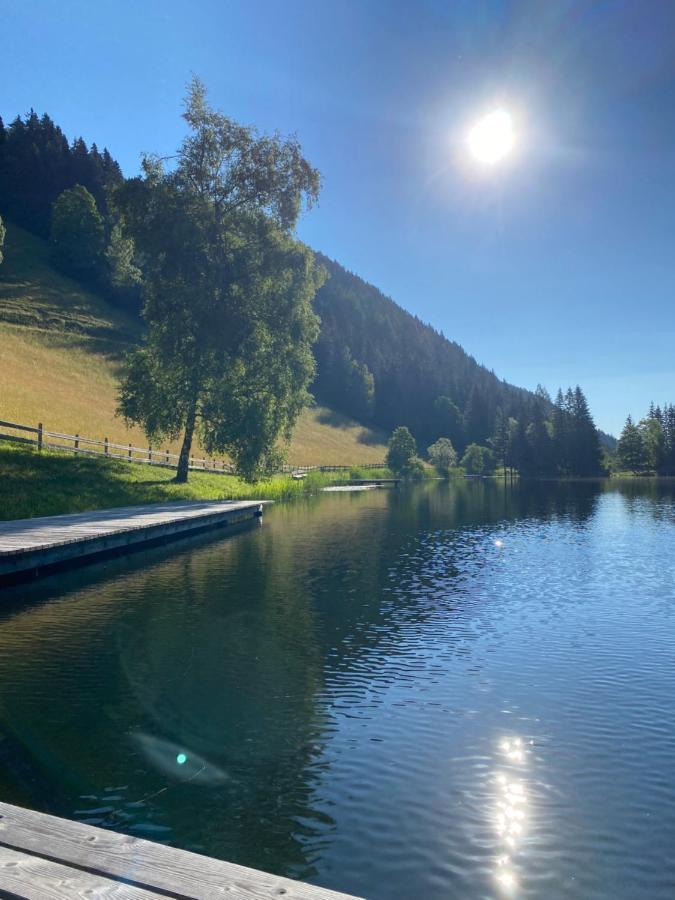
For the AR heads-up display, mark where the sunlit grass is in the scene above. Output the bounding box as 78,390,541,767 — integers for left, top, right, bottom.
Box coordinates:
0,222,388,465
0,442,392,520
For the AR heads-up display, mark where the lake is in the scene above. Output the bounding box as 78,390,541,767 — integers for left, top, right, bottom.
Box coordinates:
1,479,674,899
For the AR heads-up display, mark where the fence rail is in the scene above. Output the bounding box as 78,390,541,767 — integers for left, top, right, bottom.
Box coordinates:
0,419,386,477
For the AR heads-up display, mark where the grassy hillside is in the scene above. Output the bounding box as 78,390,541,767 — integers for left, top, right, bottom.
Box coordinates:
0,442,388,520
0,223,387,466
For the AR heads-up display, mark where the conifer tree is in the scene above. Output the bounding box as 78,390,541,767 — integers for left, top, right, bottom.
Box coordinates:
617,416,646,474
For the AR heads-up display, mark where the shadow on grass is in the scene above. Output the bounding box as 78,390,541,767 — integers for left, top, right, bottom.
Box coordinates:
0,443,228,521
314,407,386,448
356,428,386,446
314,407,354,429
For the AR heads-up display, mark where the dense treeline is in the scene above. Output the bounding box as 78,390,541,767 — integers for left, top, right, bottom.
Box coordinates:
313,256,609,474
314,255,539,445
0,111,140,309
0,111,122,236
617,404,675,474
1,105,611,477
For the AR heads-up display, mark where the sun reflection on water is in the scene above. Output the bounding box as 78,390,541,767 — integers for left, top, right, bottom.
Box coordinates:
492,736,532,893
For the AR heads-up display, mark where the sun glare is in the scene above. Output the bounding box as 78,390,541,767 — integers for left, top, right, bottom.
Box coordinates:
467,109,515,165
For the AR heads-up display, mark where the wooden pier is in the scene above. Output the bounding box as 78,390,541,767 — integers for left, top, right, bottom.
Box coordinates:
0,500,267,583
0,801,361,899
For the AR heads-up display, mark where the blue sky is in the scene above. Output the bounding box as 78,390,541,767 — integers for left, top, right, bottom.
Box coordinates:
4,0,675,435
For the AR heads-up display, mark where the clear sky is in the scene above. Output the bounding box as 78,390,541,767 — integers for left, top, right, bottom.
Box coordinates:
3,0,675,435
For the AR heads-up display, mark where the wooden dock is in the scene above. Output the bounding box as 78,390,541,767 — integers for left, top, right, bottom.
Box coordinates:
0,500,267,583
0,801,361,899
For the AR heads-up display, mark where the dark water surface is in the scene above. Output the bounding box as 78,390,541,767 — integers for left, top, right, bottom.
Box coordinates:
1,480,674,899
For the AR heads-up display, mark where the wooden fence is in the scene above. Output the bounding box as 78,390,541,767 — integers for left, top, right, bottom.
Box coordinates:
0,419,386,477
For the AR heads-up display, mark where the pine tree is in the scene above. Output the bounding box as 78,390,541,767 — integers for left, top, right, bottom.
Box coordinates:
617,416,647,474
569,386,605,476
551,388,570,475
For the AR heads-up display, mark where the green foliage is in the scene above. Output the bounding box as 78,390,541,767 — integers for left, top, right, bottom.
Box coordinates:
0,111,122,238
427,437,457,475
344,350,375,420
117,79,323,483
434,396,464,445
460,443,496,475
311,255,546,449
1,106,616,481
50,184,105,281
640,417,664,472
0,440,355,521
0,214,5,265
386,426,417,474
104,222,142,309
614,405,675,476
617,416,646,474
404,455,427,479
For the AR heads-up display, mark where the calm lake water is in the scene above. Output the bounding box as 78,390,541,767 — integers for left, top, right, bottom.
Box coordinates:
1,480,674,899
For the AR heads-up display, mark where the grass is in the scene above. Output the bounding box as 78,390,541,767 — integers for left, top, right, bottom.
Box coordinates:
0,222,388,465
0,441,393,520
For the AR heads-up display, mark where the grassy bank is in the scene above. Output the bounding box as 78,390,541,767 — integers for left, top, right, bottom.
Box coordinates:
0,441,391,520
0,222,388,465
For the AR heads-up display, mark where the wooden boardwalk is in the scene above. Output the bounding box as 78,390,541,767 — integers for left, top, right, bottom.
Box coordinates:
0,801,361,899
0,500,267,582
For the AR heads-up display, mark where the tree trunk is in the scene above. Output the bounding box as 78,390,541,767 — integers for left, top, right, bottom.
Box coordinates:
175,404,197,484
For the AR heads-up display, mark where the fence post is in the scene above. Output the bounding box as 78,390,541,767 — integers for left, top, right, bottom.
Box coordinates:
37,423,43,452
149,446,152,463
104,437,109,456
128,444,132,459
74,433,79,454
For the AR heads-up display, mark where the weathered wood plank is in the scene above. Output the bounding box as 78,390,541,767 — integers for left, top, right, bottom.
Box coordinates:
0,802,361,899
0,844,168,899
0,500,268,581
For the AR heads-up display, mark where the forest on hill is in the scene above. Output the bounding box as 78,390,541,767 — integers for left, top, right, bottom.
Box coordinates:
0,105,612,477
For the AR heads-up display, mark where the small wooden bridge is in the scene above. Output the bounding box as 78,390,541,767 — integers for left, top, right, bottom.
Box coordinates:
0,500,267,583
0,801,361,899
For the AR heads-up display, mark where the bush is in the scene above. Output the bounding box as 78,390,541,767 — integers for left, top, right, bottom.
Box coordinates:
386,426,417,474
404,455,427,479
427,437,457,476
460,443,496,475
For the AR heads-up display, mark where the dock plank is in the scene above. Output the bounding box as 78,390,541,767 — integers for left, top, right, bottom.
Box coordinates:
0,500,267,581
0,802,361,899
0,845,168,899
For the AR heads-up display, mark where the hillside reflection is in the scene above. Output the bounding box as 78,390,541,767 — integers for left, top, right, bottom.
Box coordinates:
0,478,671,889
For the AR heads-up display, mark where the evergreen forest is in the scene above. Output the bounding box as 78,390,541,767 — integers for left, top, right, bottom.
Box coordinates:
0,106,616,477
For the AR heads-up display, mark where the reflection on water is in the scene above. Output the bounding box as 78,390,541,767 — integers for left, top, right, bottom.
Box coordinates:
0,479,675,898
493,737,532,893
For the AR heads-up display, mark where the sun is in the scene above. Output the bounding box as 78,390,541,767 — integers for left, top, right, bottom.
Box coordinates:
467,109,515,165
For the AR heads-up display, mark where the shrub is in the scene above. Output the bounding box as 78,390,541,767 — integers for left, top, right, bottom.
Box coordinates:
427,437,457,476
386,426,417,474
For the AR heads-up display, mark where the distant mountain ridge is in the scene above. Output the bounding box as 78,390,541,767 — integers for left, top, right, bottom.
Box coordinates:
312,254,616,451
